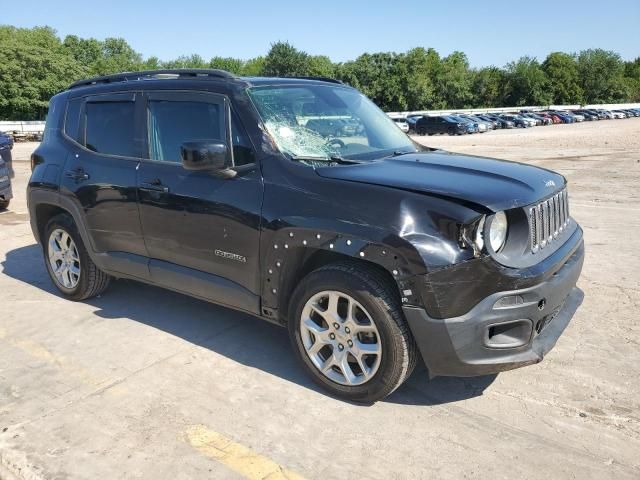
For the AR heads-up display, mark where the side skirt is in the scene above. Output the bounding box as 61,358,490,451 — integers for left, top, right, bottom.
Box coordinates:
98,251,265,320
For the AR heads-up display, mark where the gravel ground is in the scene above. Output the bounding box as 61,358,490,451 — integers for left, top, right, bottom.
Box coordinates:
0,118,639,479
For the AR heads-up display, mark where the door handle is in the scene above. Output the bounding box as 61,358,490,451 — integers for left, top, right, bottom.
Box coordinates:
140,179,169,193
65,168,89,181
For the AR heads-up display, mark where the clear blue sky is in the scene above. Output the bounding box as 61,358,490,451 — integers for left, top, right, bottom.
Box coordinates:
4,0,639,67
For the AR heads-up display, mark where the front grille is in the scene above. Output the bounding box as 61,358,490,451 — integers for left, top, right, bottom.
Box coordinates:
528,188,569,253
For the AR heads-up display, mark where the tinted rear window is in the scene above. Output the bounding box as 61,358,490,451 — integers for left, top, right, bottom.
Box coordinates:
85,101,136,157
64,98,83,142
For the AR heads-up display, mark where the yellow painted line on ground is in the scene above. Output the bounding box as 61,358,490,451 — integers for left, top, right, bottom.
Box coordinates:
184,425,306,480
0,328,109,388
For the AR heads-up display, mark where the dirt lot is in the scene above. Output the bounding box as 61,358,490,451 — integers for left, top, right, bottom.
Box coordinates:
1,119,639,479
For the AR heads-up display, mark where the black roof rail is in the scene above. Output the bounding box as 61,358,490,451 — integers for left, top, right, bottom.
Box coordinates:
285,76,344,84
68,69,237,90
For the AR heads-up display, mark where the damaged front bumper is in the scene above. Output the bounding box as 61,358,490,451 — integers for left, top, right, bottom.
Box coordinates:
404,229,584,377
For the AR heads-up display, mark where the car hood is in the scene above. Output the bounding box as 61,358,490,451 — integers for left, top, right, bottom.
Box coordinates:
316,150,565,211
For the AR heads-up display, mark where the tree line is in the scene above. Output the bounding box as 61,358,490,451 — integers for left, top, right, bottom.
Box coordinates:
1,25,639,120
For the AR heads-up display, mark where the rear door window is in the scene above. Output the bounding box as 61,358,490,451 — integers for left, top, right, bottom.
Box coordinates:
85,101,137,157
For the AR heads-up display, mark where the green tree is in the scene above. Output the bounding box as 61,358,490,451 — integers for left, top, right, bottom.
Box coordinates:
398,47,439,110
504,56,551,106
577,49,628,104
542,52,583,104
434,51,472,109
162,54,207,69
337,53,406,111
142,56,161,70
62,35,102,75
623,58,640,102
241,56,265,76
92,37,143,74
208,56,244,74
0,26,84,119
471,67,506,107
262,41,310,77
307,55,335,77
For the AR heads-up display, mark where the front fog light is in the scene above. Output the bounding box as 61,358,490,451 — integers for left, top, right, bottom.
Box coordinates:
489,211,508,252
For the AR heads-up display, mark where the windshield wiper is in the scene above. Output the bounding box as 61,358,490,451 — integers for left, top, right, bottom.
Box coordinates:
389,150,418,158
289,154,362,165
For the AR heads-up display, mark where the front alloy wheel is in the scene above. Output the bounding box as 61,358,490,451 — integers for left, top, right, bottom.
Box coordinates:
300,291,382,386
289,262,417,403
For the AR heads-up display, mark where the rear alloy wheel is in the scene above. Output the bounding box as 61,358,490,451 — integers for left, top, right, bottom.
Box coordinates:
44,213,111,300
48,228,81,289
289,262,417,403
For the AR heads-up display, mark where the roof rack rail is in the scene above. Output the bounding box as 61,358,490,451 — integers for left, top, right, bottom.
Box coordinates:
68,69,237,90
286,76,344,84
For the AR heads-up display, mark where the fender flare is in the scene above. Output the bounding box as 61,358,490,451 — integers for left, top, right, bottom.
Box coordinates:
261,227,427,320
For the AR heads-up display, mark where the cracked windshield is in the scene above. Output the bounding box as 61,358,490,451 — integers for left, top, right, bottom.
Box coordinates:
249,85,416,162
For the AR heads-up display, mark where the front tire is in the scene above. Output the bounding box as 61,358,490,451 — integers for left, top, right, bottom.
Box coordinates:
44,213,111,300
0,199,9,210
288,262,417,403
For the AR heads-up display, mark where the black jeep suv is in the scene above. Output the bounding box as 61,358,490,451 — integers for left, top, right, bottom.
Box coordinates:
415,115,470,135
28,70,584,402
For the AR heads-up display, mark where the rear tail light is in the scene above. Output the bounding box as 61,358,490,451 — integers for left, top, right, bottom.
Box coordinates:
30,153,44,171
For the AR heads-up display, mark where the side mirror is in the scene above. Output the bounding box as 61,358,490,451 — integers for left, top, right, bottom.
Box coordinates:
181,141,234,176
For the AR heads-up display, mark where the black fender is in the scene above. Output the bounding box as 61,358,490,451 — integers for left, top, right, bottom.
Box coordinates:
28,188,150,280
260,225,427,323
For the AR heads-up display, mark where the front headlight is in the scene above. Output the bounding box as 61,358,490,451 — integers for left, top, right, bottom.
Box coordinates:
489,211,508,252
462,211,509,256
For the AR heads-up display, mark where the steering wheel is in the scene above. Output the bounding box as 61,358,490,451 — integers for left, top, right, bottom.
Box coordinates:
326,138,345,149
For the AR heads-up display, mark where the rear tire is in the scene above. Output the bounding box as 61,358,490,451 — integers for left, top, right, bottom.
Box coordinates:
0,199,9,210
44,213,111,300
288,261,417,403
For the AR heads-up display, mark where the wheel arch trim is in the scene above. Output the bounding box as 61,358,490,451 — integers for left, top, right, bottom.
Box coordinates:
261,227,426,323
29,189,98,259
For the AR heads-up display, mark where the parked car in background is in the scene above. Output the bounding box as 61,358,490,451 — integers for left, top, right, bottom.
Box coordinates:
483,113,515,128
568,112,584,122
611,110,627,119
405,114,422,133
547,111,575,123
0,156,12,210
520,113,543,126
392,117,410,133
449,115,483,133
594,109,613,119
500,114,532,128
581,109,605,120
460,115,494,130
415,115,471,135
0,131,13,179
530,113,553,125
533,112,556,124
474,114,502,129
573,110,598,121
